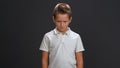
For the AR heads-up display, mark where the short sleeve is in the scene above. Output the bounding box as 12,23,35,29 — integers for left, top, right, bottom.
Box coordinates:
39,34,49,52
75,35,85,52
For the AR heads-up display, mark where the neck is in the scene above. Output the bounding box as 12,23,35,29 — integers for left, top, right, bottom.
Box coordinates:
57,27,69,35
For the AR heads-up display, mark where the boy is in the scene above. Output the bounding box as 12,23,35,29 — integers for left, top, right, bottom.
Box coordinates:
39,3,85,68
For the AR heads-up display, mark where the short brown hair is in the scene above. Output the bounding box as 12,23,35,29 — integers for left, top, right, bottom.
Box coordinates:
53,3,72,19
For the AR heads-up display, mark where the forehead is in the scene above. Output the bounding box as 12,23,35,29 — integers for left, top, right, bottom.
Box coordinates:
55,14,70,20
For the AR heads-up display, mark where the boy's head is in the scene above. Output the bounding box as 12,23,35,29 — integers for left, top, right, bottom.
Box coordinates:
53,3,72,19
52,3,72,34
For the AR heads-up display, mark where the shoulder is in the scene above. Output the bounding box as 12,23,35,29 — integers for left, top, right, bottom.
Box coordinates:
44,29,55,38
70,30,81,39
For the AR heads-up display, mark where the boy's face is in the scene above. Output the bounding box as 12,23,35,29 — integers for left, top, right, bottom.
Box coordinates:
53,14,72,33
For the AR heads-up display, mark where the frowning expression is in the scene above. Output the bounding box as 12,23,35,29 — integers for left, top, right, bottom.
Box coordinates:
53,14,72,34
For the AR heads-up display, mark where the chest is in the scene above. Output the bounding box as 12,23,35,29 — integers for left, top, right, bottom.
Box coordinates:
49,35,77,52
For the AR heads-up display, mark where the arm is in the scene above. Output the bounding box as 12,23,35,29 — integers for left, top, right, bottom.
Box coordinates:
75,52,84,68
41,51,49,68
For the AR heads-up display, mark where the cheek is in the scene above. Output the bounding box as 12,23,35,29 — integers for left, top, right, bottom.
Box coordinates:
55,23,60,27
65,22,69,26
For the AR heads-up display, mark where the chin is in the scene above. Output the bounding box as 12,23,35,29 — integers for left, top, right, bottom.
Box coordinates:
57,28,67,32
60,29,66,32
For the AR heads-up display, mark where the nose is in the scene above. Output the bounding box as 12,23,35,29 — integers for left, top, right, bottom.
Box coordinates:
60,22,64,27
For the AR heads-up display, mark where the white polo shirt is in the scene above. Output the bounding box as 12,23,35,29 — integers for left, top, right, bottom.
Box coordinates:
39,28,85,68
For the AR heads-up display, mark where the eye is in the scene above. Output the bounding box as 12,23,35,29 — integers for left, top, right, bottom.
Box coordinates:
56,21,61,23
64,21,67,23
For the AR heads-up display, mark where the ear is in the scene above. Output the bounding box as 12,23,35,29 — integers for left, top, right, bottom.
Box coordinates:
52,16,55,23
69,17,72,23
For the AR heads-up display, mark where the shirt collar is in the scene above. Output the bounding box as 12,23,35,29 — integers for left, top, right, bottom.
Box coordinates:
54,27,71,36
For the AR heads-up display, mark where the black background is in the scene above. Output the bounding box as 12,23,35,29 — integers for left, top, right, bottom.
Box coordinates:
1,0,120,68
